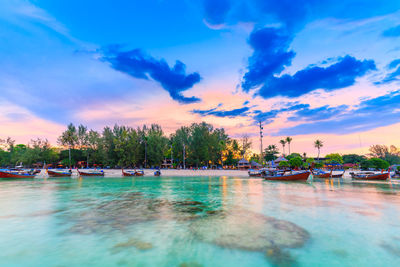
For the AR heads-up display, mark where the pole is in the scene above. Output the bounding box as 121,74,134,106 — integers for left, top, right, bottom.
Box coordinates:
259,121,264,166
145,141,147,169
68,146,71,169
183,143,186,169
170,145,173,166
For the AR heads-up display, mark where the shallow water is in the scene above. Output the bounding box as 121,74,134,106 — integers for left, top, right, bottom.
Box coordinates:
1,176,400,267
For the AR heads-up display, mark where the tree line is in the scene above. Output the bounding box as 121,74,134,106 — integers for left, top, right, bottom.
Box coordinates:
0,122,253,168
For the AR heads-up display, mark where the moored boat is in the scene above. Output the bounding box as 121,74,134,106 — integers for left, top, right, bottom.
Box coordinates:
312,169,332,178
154,170,161,176
122,169,144,177
47,169,72,177
248,169,262,177
350,171,390,181
77,169,104,177
263,170,311,181
0,170,36,179
331,170,345,178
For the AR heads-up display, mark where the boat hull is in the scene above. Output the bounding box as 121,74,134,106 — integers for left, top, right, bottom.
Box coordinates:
0,171,35,179
47,170,72,177
264,171,310,181
77,170,104,177
122,170,144,177
351,172,389,181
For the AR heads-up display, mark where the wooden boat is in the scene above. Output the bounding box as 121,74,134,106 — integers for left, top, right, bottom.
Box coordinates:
47,169,72,177
248,169,262,177
0,170,35,179
122,169,144,177
350,171,389,181
312,169,332,178
331,170,345,178
264,170,311,181
77,169,104,177
154,170,161,176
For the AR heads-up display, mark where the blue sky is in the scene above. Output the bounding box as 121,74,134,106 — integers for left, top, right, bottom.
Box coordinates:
0,0,400,155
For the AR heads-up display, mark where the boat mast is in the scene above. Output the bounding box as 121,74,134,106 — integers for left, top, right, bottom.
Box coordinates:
259,121,263,166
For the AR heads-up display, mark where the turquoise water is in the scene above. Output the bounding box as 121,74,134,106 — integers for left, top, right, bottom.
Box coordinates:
1,176,400,267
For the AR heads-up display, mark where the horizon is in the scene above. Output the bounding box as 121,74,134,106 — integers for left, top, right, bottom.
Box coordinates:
1,0,400,157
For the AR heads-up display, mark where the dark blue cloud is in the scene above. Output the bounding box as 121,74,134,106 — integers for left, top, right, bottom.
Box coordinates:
192,106,250,118
243,100,250,105
276,90,400,135
379,66,400,84
242,27,295,92
382,25,400,38
102,47,201,104
288,105,348,121
389,59,400,70
203,0,231,25
257,55,376,99
253,103,309,123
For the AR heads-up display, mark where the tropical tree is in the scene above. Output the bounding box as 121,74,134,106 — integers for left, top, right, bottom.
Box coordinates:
264,144,279,161
240,135,252,159
325,153,343,164
279,139,286,156
289,157,303,168
278,161,289,168
286,136,293,155
314,139,323,161
58,123,78,168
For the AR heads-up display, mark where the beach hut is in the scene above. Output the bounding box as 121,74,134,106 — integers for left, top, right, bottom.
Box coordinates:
274,156,288,164
250,161,262,170
238,158,251,170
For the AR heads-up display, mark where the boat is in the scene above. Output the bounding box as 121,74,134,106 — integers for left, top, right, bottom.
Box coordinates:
122,169,144,177
350,171,390,181
77,169,104,177
248,169,262,177
331,170,345,178
47,169,72,177
0,170,36,179
263,170,311,181
154,170,161,176
312,169,332,178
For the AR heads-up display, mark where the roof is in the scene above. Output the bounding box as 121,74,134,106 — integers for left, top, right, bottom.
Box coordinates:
274,156,288,163
250,161,262,167
238,158,250,164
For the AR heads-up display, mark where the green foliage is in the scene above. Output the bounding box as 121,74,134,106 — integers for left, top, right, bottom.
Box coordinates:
367,158,390,170
342,154,366,164
289,157,303,168
314,162,324,168
278,161,289,167
306,158,314,164
264,145,279,161
286,153,301,160
325,153,343,164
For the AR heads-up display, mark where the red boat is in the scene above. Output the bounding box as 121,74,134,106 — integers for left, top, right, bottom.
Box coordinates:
264,171,311,181
47,169,72,177
350,172,389,181
77,169,104,177
312,169,332,178
122,169,144,177
0,170,35,179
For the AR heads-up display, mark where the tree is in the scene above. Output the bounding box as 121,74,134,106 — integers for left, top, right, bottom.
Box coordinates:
240,135,252,159
289,157,303,168
314,140,323,161
278,161,289,168
286,137,293,155
368,144,400,165
264,145,279,162
325,153,343,164
367,158,390,170
57,123,78,168
279,139,286,156
342,154,366,164
286,153,302,160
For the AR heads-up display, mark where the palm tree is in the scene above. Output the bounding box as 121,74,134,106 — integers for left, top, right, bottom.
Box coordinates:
279,139,286,156
314,140,323,161
286,136,293,155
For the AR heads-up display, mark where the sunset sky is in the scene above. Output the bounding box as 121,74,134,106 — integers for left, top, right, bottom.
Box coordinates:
1,0,400,156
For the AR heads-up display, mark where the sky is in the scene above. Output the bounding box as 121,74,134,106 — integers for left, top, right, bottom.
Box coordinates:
0,0,400,156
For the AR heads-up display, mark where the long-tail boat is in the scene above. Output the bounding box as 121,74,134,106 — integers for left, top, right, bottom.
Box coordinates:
350,171,390,181
0,170,36,179
122,169,144,177
263,170,311,181
154,170,161,176
312,169,332,178
248,169,262,177
77,169,104,177
47,169,72,177
331,170,345,178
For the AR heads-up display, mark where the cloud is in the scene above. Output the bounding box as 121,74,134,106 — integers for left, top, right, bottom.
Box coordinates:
102,47,201,104
288,105,348,121
253,103,309,123
376,59,400,84
388,59,400,70
276,90,400,135
202,0,231,26
192,106,250,118
257,55,376,99
382,24,400,38
241,27,295,92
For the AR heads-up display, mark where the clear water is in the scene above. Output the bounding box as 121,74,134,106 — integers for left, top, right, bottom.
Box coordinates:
1,176,400,267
